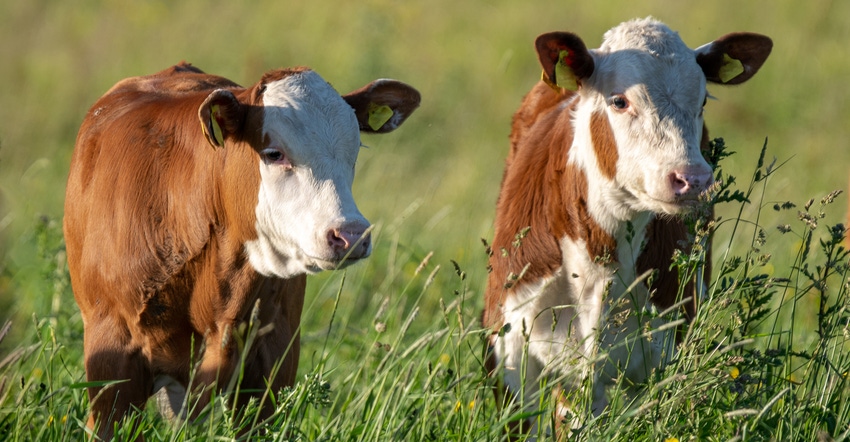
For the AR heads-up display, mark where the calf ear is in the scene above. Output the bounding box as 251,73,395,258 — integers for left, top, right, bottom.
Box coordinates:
343,80,421,133
695,33,773,85
535,32,595,92
198,89,243,148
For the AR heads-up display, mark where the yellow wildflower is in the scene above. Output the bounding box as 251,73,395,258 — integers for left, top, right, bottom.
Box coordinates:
454,399,475,412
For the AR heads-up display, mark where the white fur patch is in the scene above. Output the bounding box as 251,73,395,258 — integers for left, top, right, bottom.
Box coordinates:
582,18,713,215
495,214,675,415
245,71,370,278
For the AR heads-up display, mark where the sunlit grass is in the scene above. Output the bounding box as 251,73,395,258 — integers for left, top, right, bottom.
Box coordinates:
1,138,849,440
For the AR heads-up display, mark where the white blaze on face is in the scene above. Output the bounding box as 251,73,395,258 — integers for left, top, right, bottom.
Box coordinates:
245,71,371,278
576,18,714,218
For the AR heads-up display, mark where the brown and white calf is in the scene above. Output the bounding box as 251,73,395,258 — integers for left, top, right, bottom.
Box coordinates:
63,62,420,439
483,17,771,428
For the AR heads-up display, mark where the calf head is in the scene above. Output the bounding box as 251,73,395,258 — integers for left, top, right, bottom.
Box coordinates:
537,17,771,218
198,69,420,277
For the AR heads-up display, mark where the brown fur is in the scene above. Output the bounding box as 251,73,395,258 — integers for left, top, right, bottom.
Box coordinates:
483,78,710,442
64,63,312,439
484,82,618,332
590,110,618,181
485,25,772,440
484,78,709,354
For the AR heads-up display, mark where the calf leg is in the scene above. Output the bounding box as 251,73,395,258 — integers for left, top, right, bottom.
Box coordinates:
83,318,152,441
236,277,305,417
187,276,306,423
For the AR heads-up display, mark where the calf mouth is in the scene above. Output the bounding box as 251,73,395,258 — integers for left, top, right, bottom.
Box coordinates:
306,254,370,272
643,195,707,217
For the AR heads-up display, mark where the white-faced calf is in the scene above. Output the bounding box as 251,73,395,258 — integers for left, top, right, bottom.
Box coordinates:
483,17,771,433
64,62,420,439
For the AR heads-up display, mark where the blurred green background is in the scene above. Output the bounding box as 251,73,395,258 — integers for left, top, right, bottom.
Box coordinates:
1,0,848,343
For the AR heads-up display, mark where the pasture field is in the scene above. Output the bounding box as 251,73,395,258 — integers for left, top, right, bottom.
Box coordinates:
1,1,850,440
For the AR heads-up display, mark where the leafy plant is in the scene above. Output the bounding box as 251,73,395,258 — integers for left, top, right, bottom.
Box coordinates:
1,138,849,441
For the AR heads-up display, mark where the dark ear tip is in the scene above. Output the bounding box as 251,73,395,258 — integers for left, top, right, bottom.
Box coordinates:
377,79,422,104
760,36,774,54
751,33,773,45
381,80,422,106
534,32,555,51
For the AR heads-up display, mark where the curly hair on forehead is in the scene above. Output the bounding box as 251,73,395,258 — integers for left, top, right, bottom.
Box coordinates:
600,17,691,56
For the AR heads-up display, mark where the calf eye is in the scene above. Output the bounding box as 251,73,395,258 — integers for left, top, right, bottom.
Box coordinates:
263,149,283,162
609,94,629,111
260,148,293,170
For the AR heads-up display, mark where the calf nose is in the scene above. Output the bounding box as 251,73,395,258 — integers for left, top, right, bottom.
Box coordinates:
327,225,371,259
668,167,713,198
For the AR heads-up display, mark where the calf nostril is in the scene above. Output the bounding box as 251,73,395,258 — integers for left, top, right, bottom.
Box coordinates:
669,172,691,195
669,167,714,199
328,228,370,255
327,229,350,251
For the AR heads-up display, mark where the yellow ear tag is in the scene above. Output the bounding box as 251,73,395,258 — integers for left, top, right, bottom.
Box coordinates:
541,70,560,92
367,103,394,131
719,53,745,83
210,104,225,146
554,50,579,91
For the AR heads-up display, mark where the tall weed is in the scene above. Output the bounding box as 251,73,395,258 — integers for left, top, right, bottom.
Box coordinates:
0,139,848,441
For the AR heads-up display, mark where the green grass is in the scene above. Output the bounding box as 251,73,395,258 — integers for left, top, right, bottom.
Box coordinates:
2,1,850,440
2,139,849,440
